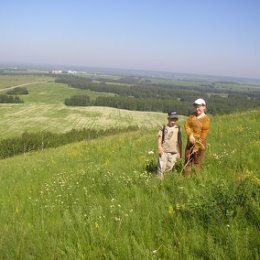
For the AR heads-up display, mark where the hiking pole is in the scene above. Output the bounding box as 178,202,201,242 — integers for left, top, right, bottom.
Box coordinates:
180,140,205,174
180,144,195,174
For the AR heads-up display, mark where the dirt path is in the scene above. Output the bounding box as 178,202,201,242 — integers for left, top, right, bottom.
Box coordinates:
0,82,44,92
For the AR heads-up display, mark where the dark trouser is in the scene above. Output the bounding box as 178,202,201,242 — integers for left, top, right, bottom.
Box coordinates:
185,140,206,170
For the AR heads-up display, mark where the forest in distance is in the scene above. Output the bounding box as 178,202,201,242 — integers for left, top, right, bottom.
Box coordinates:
56,74,260,115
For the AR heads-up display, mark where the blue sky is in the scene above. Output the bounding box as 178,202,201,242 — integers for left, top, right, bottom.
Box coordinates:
1,0,260,79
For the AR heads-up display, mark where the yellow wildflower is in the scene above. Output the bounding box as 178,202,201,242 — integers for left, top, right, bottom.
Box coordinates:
168,206,174,215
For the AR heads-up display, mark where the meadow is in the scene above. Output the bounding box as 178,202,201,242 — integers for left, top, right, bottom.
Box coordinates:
0,107,259,259
0,75,166,138
0,74,259,259
0,75,52,90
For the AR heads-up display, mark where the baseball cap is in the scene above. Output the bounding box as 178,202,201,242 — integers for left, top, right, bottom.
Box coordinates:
168,111,179,119
193,98,206,106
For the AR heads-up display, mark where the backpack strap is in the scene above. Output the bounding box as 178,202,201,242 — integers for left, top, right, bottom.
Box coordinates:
177,126,182,158
161,125,166,145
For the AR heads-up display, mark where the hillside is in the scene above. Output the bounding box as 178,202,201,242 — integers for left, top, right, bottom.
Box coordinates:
0,75,167,138
1,73,259,139
0,109,259,259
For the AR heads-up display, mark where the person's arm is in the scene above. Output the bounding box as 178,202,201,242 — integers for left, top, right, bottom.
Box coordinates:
157,135,164,156
184,116,195,144
201,116,210,140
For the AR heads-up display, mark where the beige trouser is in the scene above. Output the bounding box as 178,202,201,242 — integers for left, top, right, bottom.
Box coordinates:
157,152,178,175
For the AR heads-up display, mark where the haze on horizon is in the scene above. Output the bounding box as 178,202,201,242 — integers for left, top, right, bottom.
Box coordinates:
1,0,260,80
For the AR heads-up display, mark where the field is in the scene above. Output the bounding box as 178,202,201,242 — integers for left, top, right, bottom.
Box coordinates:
0,108,259,259
0,74,259,259
0,75,166,138
0,75,53,90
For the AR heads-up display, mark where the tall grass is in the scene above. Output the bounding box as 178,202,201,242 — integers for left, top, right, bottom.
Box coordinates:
0,109,259,259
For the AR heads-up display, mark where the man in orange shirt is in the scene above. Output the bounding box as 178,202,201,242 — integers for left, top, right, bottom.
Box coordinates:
183,98,210,176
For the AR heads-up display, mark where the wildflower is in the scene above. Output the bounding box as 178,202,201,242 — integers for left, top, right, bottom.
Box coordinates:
176,203,185,210
148,151,154,155
251,176,260,186
152,245,162,254
226,224,230,231
114,216,121,222
176,203,181,210
168,206,174,215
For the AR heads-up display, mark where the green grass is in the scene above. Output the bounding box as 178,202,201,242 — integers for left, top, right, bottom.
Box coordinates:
22,82,116,104
0,109,259,259
0,79,167,138
0,102,167,138
0,75,53,90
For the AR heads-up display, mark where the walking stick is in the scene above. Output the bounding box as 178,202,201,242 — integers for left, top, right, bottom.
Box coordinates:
180,140,205,175
180,144,195,175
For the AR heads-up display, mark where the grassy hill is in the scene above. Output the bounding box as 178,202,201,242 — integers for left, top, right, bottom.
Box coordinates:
0,109,259,259
0,75,166,138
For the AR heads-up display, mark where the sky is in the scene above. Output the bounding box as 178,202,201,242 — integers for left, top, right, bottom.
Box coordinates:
1,0,260,79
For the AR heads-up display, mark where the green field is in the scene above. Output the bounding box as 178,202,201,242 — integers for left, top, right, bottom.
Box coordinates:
0,74,259,259
0,75,53,90
0,76,167,138
0,109,259,259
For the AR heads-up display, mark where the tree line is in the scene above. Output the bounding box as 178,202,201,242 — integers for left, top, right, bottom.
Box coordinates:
56,75,260,115
0,126,139,159
6,87,29,95
0,94,23,103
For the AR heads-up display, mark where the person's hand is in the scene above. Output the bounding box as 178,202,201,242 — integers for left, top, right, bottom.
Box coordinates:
158,146,164,157
189,134,196,144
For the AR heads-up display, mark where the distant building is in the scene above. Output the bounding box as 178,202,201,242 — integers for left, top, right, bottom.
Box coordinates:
67,70,78,74
50,69,78,74
51,70,63,74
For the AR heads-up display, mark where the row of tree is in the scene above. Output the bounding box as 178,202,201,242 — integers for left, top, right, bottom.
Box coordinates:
64,94,259,115
65,95,91,106
6,87,29,95
0,94,23,103
0,126,139,159
56,75,260,115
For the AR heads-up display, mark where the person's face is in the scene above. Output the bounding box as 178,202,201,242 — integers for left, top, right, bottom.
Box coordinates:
194,104,205,115
168,118,178,126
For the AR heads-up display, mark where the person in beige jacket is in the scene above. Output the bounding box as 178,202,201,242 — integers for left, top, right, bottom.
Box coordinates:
157,111,182,179
183,98,210,175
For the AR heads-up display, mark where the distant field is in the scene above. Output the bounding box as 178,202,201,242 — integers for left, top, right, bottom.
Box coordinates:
1,73,258,139
0,103,168,138
0,77,169,138
22,82,116,104
0,82,169,139
0,75,53,90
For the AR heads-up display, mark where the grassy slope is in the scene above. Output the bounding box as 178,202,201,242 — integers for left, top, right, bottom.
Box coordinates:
0,79,166,138
0,109,259,259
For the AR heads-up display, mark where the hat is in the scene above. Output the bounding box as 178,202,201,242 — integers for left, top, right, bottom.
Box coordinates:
193,98,206,106
168,111,179,119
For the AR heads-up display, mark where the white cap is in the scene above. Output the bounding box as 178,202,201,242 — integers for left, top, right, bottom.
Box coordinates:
193,98,206,106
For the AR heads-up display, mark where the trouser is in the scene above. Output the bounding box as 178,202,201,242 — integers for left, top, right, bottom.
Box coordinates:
184,140,206,169
157,152,178,175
